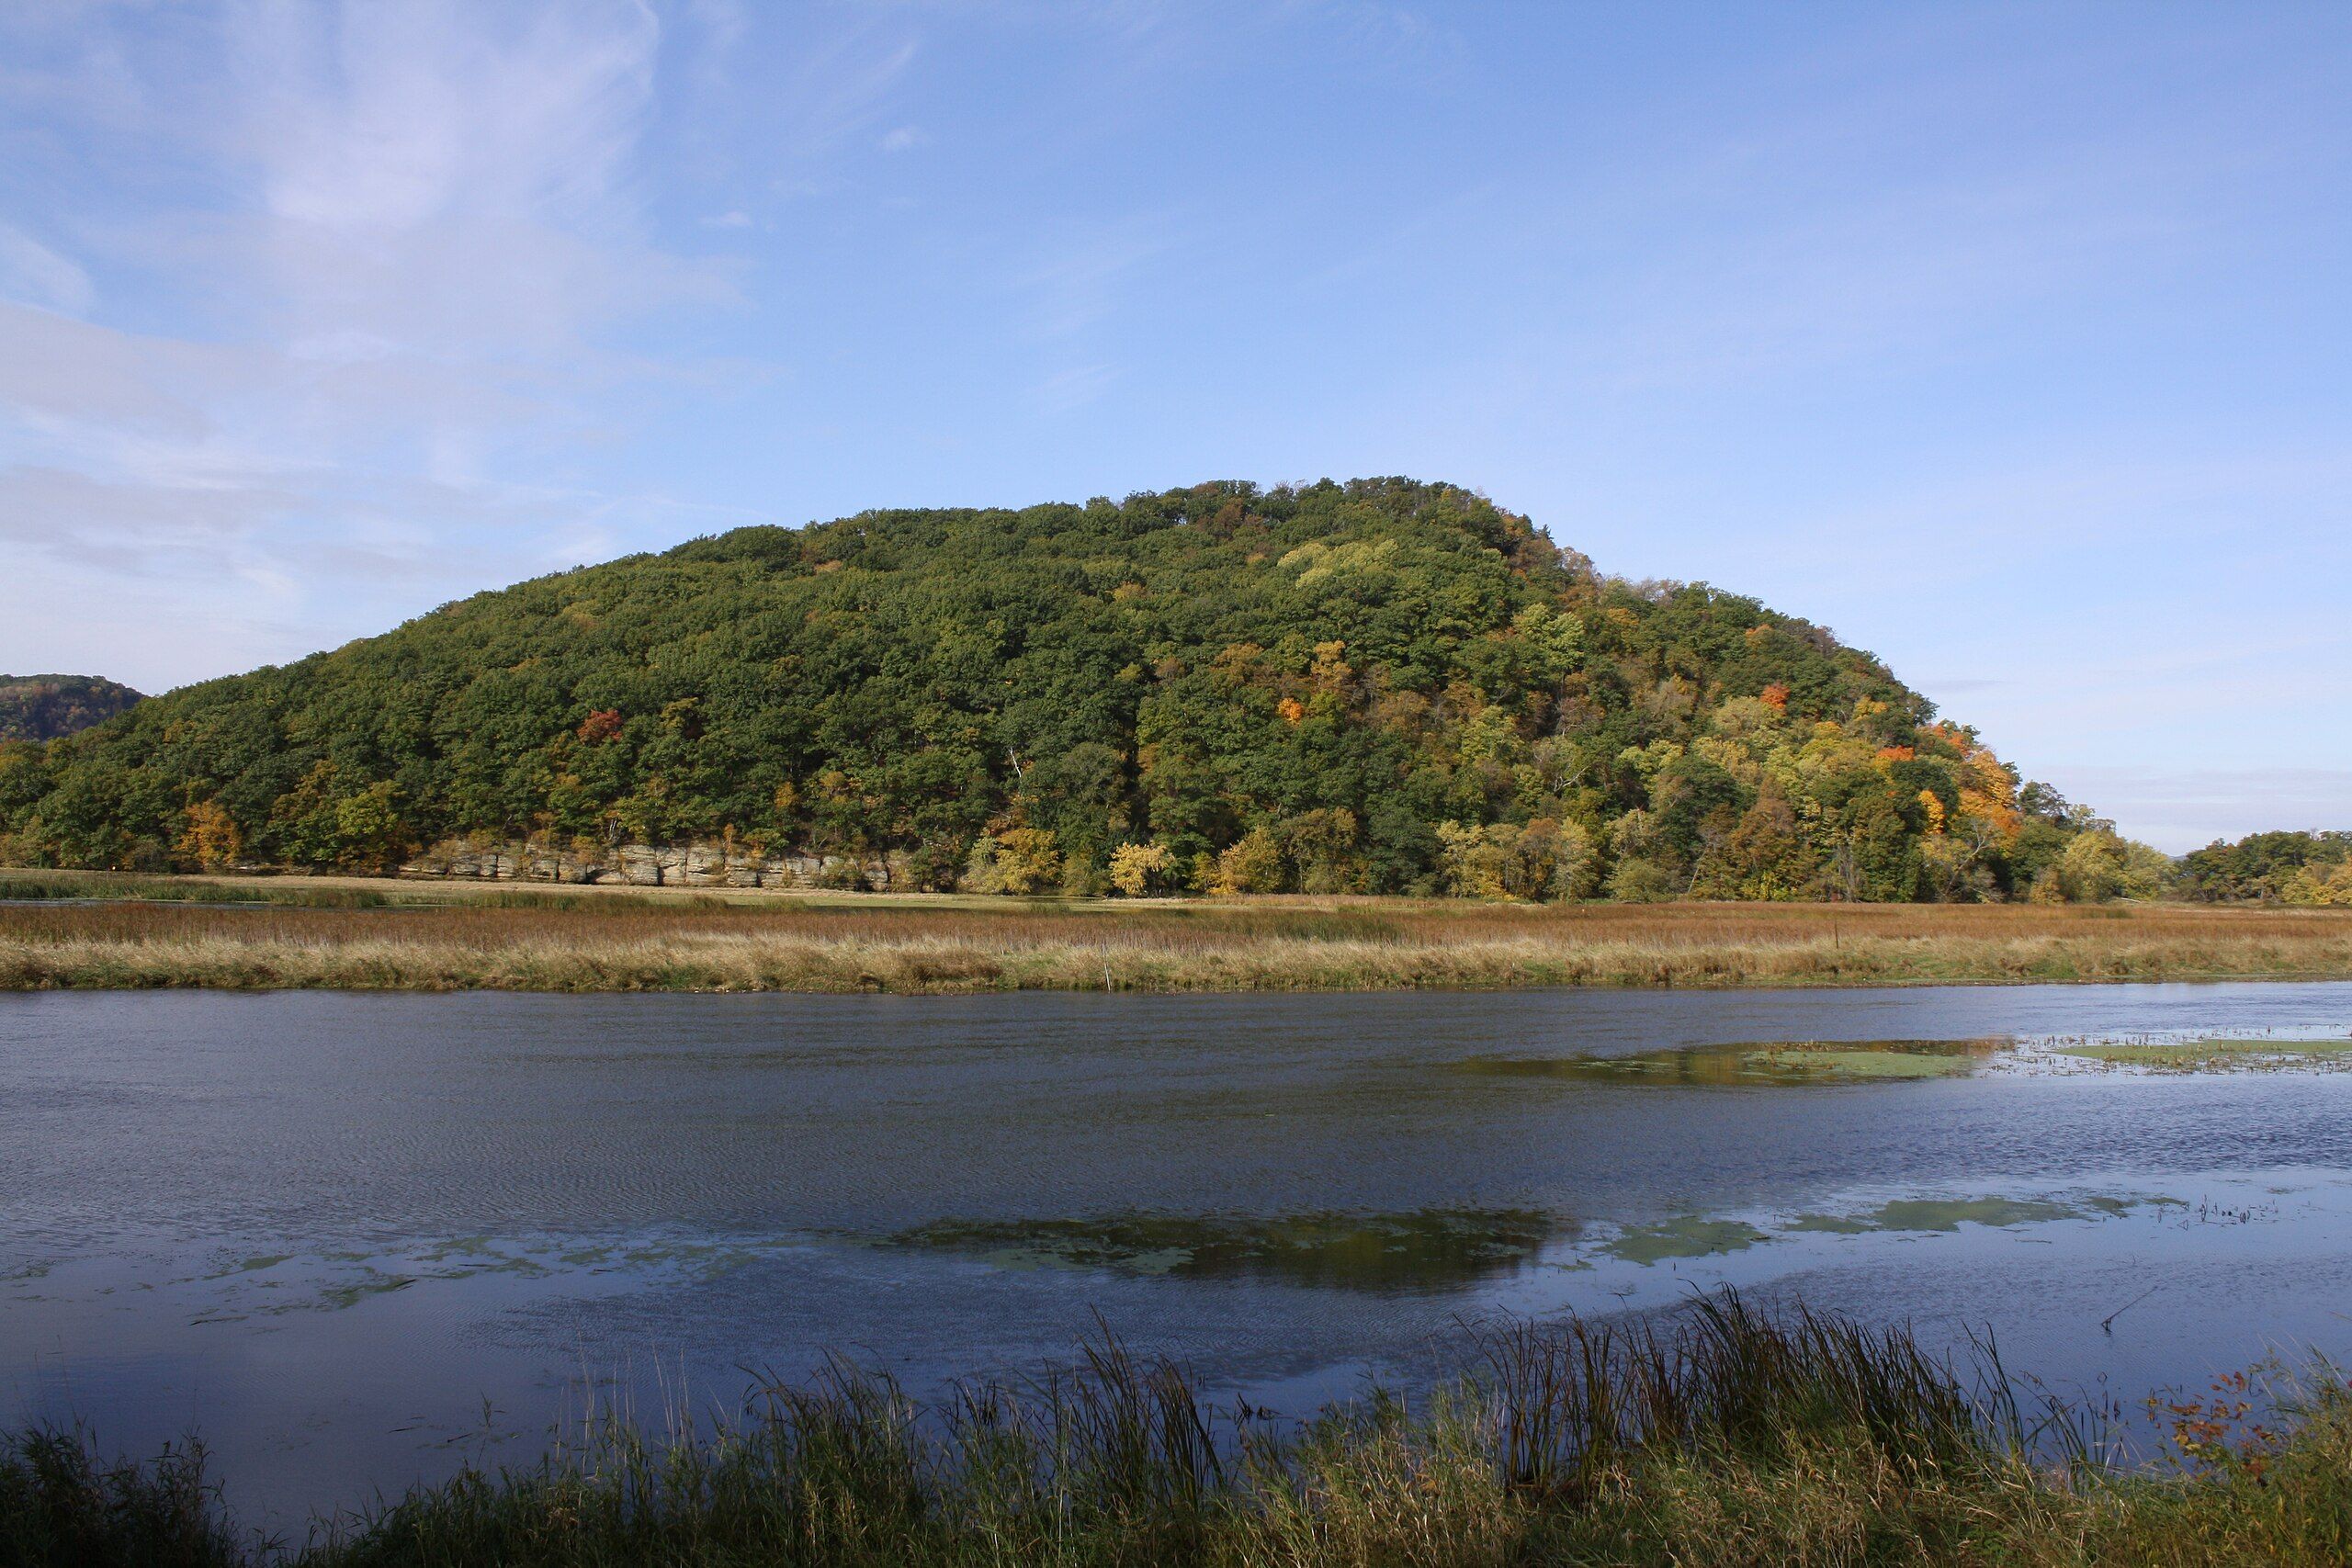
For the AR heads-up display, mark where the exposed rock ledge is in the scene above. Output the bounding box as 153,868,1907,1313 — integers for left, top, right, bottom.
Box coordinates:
397,839,900,890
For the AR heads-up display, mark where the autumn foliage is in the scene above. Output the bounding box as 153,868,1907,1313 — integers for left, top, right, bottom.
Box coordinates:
0,479,2174,902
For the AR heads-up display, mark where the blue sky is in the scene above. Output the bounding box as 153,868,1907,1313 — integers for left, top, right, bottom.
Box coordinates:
2,2,2346,850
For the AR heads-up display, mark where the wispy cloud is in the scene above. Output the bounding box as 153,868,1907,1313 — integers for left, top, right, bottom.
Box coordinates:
0,223,94,312
1011,216,1170,340
740,25,922,201
1030,362,1120,414
0,0,742,689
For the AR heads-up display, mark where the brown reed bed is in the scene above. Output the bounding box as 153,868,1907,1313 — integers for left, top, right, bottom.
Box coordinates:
0,883,2346,992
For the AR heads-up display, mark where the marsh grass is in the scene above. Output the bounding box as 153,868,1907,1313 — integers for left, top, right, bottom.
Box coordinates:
0,883,2347,993
6,1293,2351,1567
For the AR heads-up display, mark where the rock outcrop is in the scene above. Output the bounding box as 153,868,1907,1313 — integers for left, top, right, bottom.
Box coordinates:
395,837,897,890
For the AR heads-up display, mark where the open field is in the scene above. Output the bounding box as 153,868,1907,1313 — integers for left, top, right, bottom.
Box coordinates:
9,1293,2352,1568
1,870,2347,993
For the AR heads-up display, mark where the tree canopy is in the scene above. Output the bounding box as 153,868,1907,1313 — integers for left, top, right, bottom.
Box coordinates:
2177,830,2352,907
0,479,2125,899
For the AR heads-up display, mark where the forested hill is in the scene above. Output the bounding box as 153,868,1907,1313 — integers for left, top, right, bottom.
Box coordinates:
0,479,2117,900
0,674,143,742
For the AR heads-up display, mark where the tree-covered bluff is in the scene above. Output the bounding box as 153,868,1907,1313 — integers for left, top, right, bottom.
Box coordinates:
0,673,142,742
0,479,2120,900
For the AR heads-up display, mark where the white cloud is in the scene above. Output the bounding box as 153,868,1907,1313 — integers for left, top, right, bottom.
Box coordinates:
878,123,925,152
232,2,660,231
203,0,724,364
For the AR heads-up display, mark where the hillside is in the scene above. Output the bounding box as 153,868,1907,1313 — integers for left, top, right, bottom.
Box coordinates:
0,479,2107,899
0,674,143,743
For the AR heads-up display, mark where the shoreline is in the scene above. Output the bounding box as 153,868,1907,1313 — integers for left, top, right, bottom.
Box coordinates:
3,872,2348,994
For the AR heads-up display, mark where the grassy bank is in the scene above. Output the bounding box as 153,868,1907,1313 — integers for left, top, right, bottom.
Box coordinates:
0,871,2348,992
6,1295,2349,1566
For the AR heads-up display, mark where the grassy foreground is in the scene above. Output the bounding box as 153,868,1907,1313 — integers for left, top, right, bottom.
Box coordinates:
1,871,2349,993
6,1295,2348,1567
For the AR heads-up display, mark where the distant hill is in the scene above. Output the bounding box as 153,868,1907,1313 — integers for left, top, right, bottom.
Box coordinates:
0,479,2115,899
0,674,143,743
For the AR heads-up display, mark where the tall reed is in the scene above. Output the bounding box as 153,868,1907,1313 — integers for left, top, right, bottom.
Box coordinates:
6,1293,2350,1566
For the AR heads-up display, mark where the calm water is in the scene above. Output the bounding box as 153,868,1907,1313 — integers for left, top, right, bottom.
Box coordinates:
7,982,2352,1522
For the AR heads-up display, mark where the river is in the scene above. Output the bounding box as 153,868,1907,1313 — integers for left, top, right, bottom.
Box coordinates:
6,982,2351,1523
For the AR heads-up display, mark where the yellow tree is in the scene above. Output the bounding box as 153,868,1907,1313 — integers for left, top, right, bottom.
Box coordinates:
994,829,1063,895
1211,829,1286,895
175,800,243,872
2285,861,2352,907
966,828,1063,895
1108,841,1174,897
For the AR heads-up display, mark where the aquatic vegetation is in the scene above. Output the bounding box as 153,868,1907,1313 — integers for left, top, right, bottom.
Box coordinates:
316,1275,415,1311
887,1208,1566,1292
10,1292,2352,1566
1456,1037,2004,1088
1612,1190,2165,1260
1852,1196,2081,1233
2053,1035,2352,1072
1719,1194,2112,1240
170,1233,798,1324
1781,1212,1880,1235
1600,1216,1770,1263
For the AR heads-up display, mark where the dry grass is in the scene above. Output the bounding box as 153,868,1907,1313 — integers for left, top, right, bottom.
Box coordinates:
1,881,2346,992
